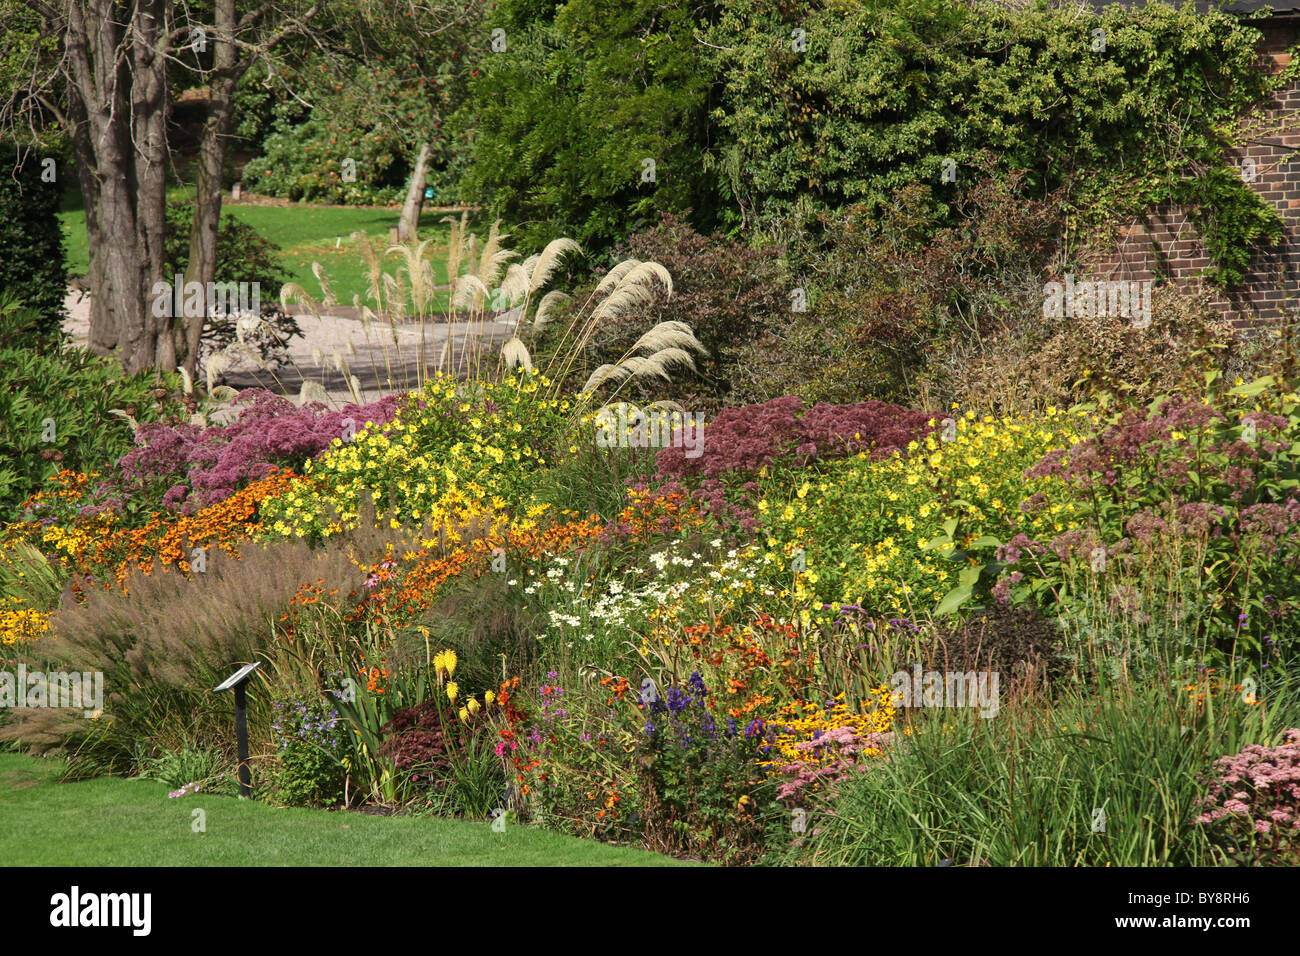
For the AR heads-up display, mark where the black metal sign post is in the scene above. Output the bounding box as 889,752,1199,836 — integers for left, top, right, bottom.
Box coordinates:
215,662,261,798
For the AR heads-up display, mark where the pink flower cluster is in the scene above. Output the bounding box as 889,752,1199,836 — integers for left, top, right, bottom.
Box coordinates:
774,727,895,802
1195,728,1300,862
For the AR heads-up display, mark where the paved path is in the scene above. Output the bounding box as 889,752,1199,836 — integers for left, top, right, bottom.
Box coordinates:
62,289,522,409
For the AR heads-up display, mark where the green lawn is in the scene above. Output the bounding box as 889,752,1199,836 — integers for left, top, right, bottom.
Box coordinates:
59,187,462,310
0,754,687,867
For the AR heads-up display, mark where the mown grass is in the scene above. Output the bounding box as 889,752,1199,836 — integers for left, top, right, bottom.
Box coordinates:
58,187,463,311
0,754,689,867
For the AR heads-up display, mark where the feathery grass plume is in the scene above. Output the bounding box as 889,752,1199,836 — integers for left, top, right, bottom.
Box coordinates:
532,290,570,330
451,274,491,313
474,220,517,303
632,321,708,356
280,282,319,321
499,262,530,307
595,258,643,295
177,365,194,396
528,238,582,297
205,351,231,393
299,380,330,407
501,337,533,371
311,261,337,308
590,262,673,325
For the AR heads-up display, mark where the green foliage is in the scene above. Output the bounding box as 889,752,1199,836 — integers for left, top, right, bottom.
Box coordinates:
270,696,349,808
453,0,723,255
1003,375,1300,664
730,161,1064,407
0,143,68,334
638,680,781,865
241,52,467,205
0,342,183,518
140,741,236,793
707,0,1281,285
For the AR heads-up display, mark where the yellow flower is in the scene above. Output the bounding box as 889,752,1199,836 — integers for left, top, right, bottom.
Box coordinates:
467,697,482,717
447,681,459,703
485,690,496,705
458,706,468,723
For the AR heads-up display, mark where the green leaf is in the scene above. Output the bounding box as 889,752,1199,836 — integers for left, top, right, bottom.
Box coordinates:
934,582,973,616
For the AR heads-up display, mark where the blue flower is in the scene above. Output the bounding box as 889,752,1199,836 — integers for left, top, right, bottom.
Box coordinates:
687,671,708,699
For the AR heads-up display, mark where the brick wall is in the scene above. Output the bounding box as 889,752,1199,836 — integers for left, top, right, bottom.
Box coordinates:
1080,21,1300,331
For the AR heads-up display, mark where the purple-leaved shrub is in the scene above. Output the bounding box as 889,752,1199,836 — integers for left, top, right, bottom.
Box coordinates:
653,395,935,481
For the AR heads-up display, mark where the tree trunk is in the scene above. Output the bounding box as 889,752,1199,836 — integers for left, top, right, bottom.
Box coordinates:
181,0,248,377
398,141,432,241
67,94,114,354
131,0,174,373
63,0,171,374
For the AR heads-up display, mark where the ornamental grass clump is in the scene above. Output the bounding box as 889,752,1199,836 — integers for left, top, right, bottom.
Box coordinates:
1195,729,1300,865
0,533,369,773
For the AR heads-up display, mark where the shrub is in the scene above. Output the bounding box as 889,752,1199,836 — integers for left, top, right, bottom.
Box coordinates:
0,342,185,517
0,143,67,336
653,395,936,483
452,0,721,255
943,284,1242,416
241,46,471,206
270,697,348,808
707,0,1279,285
735,163,1065,407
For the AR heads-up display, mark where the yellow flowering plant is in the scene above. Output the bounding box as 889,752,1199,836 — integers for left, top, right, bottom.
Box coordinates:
260,373,572,542
752,408,1088,619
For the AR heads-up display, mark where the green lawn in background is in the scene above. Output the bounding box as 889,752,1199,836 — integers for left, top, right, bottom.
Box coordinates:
58,187,460,311
0,754,688,867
